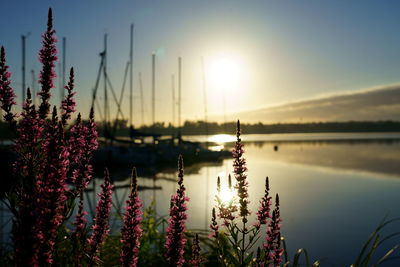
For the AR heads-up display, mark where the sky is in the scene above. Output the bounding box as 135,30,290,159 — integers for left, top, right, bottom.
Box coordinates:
1,0,400,125
234,84,400,123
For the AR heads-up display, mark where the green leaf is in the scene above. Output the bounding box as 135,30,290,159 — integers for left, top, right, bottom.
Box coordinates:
292,248,310,267
376,245,399,265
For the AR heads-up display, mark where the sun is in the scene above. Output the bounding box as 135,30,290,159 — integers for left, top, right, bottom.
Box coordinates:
206,54,244,90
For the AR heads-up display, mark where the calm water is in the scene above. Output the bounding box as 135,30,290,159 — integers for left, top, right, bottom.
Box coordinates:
144,133,400,266
1,133,400,266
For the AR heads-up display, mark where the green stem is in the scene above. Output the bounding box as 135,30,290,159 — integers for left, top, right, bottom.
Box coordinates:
241,220,246,266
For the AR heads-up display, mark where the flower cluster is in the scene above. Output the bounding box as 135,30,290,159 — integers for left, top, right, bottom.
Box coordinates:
165,155,189,267
232,120,250,223
120,167,143,267
87,169,114,264
256,177,272,228
72,190,88,258
33,107,70,265
189,233,202,267
38,8,58,120
68,109,98,193
61,67,76,126
0,46,16,125
209,208,219,238
73,193,87,235
264,194,283,266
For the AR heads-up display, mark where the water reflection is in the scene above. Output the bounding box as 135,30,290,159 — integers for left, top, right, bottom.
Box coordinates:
208,134,237,143
246,141,400,177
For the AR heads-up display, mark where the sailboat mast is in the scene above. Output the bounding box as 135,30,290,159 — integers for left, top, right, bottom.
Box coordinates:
62,37,66,99
201,57,209,142
178,57,182,137
31,69,36,105
21,35,26,102
103,34,108,135
139,72,144,126
58,62,62,102
129,24,134,127
152,53,156,126
172,74,175,127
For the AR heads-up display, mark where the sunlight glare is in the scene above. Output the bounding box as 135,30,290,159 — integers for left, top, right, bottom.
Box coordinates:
209,134,236,144
207,55,244,90
219,187,235,204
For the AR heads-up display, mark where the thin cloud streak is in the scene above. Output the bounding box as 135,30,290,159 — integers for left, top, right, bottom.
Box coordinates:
230,85,400,123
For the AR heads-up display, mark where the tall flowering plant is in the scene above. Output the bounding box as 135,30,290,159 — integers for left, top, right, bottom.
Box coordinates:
87,169,114,265
0,8,102,266
120,167,143,267
164,155,189,267
0,46,16,126
210,120,284,266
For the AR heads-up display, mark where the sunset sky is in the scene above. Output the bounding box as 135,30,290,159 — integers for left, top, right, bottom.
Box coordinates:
1,0,400,125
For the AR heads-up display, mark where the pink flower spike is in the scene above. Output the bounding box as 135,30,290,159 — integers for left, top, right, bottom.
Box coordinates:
232,120,250,223
165,155,189,267
120,167,143,267
68,111,98,192
189,233,202,267
87,169,114,264
209,207,219,238
256,177,272,227
0,46,16,125
264,193,283,266
61,67,76,126
38,8,58,120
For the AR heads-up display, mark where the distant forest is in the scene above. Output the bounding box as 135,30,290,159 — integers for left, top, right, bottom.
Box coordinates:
105,120,400,137
1,120,400,139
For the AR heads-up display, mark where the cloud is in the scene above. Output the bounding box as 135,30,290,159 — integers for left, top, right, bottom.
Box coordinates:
233,85,400,123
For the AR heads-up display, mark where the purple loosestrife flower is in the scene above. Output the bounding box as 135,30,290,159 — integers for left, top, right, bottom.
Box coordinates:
38,8,58,120
209,207,219,238
0,46,16,125
72,189,87,267
73,190,87,242
33,107,69,265
189,233,202,267
273,233,283,266
13,89,43,178
165,155,189,267
232,120,250,223
11,89,45,266
120,167,143,267
264,194,283,266
87,169,114,264
61,67,76,126
69,109,98,192
69,114,90,191
256,177,272,228
86,108,99,154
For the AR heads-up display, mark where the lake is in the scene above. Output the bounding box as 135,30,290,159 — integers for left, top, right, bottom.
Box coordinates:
138,132,400,266
1,132,400,266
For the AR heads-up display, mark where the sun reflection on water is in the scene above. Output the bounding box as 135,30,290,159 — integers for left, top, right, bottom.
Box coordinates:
208,134,236,144
219,187,235,204
216,171,236,205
